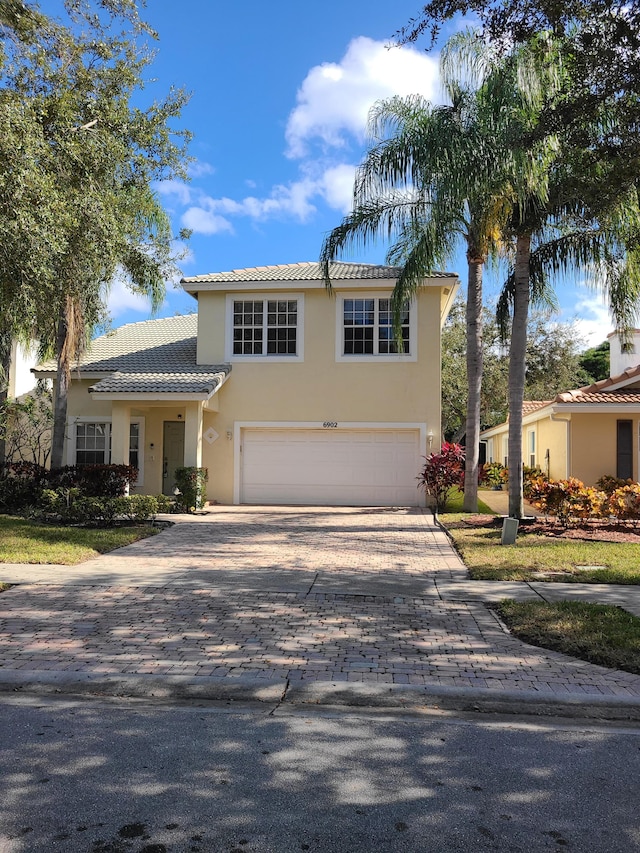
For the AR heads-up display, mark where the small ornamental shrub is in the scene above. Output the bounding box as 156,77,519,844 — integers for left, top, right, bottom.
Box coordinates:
608,484,640,522
154,493,176,514
481,461,508,488
47,464,137,497
596,475,632,495
123,494,159,523
0,462,48,511
418,442,465,512
566,486,607,522
174,467,209,511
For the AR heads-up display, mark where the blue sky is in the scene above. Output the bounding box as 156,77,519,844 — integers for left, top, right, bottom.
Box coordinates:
54,0,615,347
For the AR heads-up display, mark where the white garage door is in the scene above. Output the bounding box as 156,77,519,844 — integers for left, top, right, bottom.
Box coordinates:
241,428,422,505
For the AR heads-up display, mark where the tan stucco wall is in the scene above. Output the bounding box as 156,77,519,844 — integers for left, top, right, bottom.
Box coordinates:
536,417,568,480
570,412,638,485
196,286,444,504
482,415,568,479
65,284,447,503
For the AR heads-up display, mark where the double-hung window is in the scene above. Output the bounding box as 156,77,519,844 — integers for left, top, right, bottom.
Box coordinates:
338,295,415,361
229,297,302,360
73,420,143,482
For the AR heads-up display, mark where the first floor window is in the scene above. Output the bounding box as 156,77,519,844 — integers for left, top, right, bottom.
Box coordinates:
75,422,110,465
343,298,410,356
233,299,298,356
74,421,141,471
528,430,536,468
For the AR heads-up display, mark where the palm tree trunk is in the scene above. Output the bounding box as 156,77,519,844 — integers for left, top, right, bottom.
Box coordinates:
0,329,11,471
50,302,71,469
462,256,484,512
507,233,531,519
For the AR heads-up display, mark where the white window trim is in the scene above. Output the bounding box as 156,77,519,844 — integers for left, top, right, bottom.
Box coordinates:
67,416,145,487
527,429,536,467
335,292,418,363
224,293,305,362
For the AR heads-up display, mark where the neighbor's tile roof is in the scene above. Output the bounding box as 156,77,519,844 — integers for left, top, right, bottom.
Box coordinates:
182,261,456,284
36,314,231,396
555,388,640,404
522,400,551,415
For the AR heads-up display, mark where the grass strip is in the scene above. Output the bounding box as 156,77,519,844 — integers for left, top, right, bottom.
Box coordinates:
497,600,640,675
440,522,640,583
0,515,158,565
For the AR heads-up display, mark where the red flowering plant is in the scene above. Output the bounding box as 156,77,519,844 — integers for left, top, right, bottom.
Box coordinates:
418,442,465,512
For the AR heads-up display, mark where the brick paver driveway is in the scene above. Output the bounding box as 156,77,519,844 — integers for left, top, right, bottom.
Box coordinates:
1,506,640,699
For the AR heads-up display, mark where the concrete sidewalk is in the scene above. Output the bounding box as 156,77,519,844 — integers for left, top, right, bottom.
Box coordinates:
1,506,640,719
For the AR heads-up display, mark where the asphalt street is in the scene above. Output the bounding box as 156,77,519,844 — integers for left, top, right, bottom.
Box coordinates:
1,696,639,853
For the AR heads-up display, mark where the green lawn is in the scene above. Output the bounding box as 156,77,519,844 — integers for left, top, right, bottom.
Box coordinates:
0,515,158,565
440,488,495,514
497,600,640,675
440,517,640,583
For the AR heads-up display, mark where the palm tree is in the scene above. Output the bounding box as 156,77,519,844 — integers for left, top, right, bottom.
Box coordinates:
321,36,531,512
498,189,640,517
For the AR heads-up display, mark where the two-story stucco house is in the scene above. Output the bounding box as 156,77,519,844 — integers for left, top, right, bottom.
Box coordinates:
35,262,459,506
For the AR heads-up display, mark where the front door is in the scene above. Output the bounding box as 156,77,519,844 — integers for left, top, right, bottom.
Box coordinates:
163,421,185,496
617,419,633,480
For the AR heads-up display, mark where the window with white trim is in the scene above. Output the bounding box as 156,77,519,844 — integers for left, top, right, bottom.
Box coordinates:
73,421,143,480
342,297,410,355
233,299,298,356
336,294,416,361
527,429,536,468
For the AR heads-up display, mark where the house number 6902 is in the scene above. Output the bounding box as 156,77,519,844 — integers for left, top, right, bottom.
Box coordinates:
323,421,338,428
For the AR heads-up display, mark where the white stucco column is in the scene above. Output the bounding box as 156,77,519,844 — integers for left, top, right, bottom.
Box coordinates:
184,401,204,468
110,402,131,465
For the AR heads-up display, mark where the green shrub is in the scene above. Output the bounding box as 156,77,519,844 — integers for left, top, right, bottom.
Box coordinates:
154,493,176,513
174,467,208,511
481,461,508,488
123,494,159,523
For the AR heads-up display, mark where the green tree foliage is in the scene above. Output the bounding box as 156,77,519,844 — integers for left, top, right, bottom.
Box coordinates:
442,298,593,440
578,340,610,381
0,1,191,466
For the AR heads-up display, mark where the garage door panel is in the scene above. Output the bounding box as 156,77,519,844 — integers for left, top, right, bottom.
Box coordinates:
241,428,421,505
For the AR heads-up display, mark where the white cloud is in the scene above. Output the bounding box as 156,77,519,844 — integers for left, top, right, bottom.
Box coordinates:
318,163,357,212
181,207,234,235
569,290,613,348
157,179,193,206
187,160,215,178
285,36,440,158
106,278,154,318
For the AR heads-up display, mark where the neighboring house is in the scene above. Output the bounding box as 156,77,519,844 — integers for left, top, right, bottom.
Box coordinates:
7,341,39,399
481,330,640,485
34,262,459,505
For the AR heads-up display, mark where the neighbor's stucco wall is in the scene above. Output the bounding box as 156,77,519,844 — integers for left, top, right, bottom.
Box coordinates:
536,417,568,480
570,412,638,485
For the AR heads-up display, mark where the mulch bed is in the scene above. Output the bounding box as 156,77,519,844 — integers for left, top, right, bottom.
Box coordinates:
459,514,640,543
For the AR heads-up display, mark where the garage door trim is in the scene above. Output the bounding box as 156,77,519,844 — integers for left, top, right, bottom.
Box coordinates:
234,421,428,505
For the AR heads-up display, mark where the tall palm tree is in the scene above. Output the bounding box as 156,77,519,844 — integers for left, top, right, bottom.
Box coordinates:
321,37,532,512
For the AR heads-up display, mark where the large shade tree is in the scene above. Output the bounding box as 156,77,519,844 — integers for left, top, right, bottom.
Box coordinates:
0,1,190,468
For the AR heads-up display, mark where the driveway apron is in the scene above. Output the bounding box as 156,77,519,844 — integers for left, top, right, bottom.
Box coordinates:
1,506,640,704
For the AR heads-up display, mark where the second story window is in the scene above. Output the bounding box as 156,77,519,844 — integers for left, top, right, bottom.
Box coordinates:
343,298,410,356
233,299,298,356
